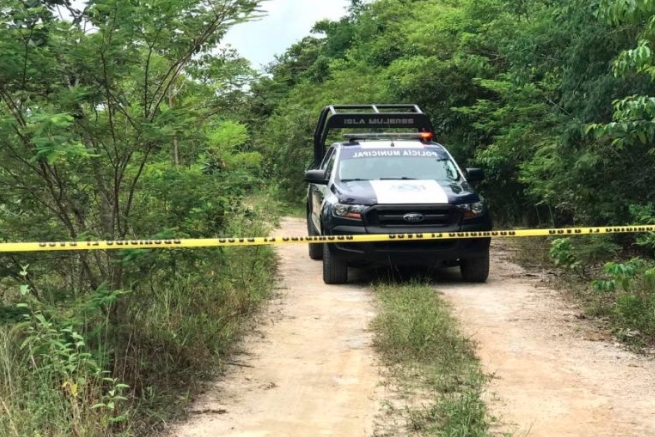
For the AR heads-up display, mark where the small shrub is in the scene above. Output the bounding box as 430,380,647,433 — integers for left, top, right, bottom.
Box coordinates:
1,282,130,437
630,204,655,253
549,238,582,274
549,237,621,279
591,259,655,345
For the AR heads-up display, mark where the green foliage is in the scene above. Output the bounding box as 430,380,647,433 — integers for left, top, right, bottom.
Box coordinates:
205,120,262,173
629,204,655,252
591,259,655,345
549,238,583,275
593,259,644,293
589,1,655,150
0,0,277,435
0,199,278,436
251,0,655,232
549,236,621,279
1,280,130,436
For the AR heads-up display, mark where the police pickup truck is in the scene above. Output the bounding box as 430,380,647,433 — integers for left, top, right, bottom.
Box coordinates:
305,104,492,284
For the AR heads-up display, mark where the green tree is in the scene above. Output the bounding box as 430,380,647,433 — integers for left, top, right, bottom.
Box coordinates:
0,0,262,291
0,1,269,433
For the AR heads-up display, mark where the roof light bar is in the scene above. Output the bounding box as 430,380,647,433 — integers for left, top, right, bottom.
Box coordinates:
344,132,434,142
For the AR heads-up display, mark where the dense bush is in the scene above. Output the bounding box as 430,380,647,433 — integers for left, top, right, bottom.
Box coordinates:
0,0,278,434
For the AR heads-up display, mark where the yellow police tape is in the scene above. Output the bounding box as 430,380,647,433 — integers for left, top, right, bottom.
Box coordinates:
0,225,654,253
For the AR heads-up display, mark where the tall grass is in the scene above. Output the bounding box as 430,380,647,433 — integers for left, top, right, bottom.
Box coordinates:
0,198,279,436
372,281,499,437
0,314,129,437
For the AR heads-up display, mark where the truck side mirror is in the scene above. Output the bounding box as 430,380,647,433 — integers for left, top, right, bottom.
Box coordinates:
305,169,328,185
465,168,484,183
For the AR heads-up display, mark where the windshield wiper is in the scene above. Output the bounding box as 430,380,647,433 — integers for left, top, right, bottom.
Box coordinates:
340,178,367,182
378,177,417,180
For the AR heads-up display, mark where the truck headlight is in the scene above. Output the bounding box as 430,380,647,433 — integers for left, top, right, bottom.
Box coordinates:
333,203,367,220
458,201,485,218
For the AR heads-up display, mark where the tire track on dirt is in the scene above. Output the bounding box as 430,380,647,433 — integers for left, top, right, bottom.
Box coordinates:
172,217,381,437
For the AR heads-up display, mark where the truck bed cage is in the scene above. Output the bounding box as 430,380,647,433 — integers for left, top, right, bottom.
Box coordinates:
312,104,434,167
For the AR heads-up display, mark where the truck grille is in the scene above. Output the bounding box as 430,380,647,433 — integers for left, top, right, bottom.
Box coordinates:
365,206,461,228
372,240,457,251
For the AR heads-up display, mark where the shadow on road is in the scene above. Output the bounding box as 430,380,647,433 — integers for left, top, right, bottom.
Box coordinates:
348,264,464,287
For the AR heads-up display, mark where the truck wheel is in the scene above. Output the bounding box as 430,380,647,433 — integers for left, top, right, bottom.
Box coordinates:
307,216,323,260
323,244,348,284
460,251,490,283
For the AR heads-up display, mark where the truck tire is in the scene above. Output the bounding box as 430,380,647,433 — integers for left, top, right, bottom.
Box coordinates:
460,251,490,283
323,244,348,284
307,215,323,260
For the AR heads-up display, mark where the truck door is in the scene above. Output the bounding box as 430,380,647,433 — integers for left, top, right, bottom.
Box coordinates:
311,147,336,233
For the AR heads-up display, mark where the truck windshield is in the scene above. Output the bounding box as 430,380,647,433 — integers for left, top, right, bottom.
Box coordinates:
338,148,460,182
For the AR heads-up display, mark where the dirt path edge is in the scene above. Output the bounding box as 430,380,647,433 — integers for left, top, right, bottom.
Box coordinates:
438,242,655,437
171,217,382,437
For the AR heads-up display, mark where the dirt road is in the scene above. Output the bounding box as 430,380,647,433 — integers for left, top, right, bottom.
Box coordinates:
439,243,655,437
173,217,655,437
173,217,381,437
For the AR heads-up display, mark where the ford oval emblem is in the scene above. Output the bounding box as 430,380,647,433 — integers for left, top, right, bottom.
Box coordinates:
403,213,425,223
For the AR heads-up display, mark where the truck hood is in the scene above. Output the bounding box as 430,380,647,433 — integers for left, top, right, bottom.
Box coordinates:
334,179,479,205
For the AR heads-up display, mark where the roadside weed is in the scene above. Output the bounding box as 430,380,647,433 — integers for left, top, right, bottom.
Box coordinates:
372,281,498,436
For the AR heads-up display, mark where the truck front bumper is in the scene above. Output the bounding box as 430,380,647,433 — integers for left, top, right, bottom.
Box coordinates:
324,223,491,267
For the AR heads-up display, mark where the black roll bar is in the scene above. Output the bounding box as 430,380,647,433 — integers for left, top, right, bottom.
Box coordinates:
311,104,434,168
